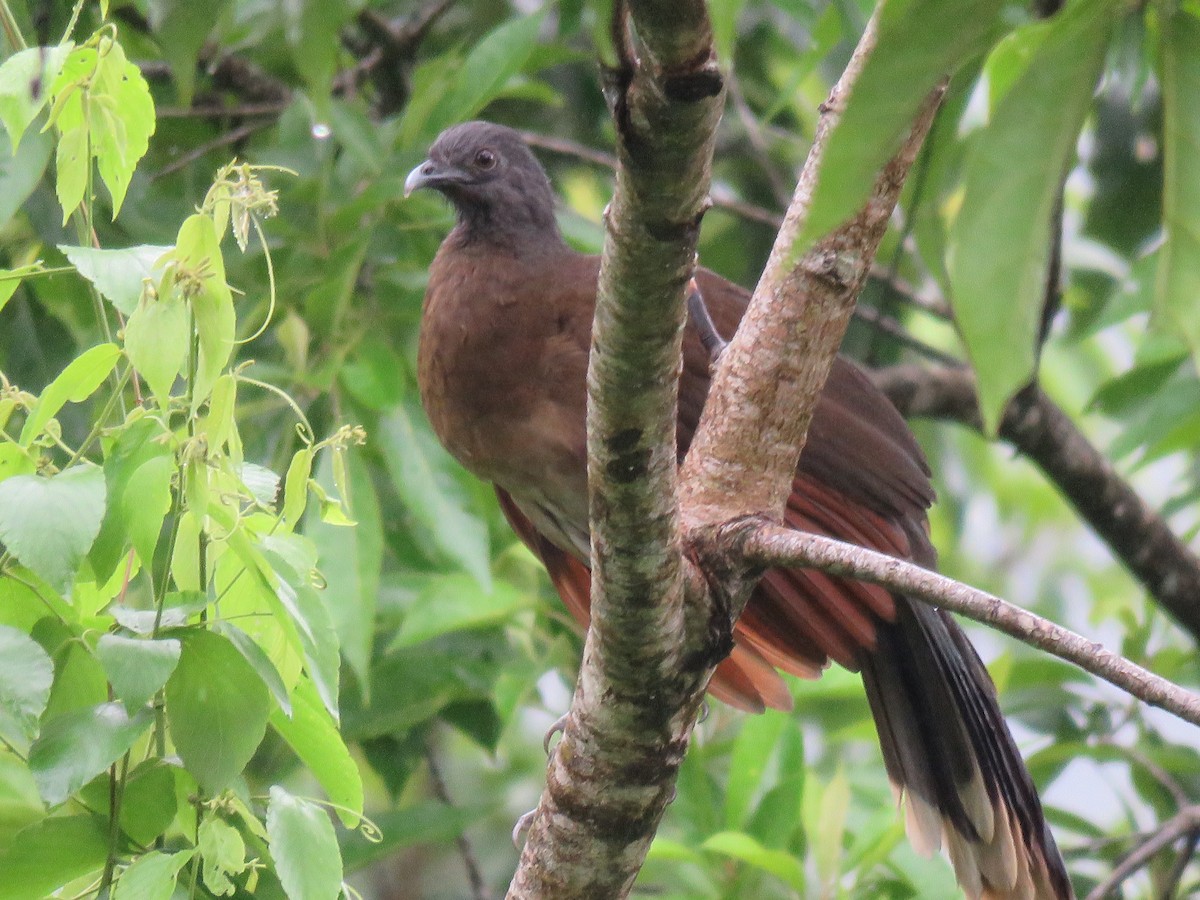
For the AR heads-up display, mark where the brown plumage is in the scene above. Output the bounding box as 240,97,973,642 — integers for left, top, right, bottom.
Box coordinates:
407,120,1073,900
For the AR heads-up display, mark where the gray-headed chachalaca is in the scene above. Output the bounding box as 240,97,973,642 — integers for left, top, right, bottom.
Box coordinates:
406,120,1072,900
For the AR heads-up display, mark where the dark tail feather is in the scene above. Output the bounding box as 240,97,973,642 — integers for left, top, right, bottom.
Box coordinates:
860,599,1073,900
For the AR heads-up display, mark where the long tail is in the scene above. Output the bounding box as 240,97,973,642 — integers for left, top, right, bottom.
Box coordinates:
860,599,1073,900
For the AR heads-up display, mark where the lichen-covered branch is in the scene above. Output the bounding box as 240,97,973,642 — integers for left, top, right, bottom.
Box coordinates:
875,364,1200,643
739,523,1200,728
506,0,725,895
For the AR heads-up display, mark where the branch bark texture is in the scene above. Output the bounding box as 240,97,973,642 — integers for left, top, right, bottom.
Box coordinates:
507,1,724,895
679,19,946,529
876,364,1200,642
740,523,1200,728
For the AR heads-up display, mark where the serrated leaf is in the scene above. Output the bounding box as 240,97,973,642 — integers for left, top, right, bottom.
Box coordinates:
269,679,362,826
799,0,1005,248
0,814,107,900
125,292,189,404
1156,10,1200,360
390,573,529,649
95,634,181,710
198,815,246,896
266,785,343,900
59,244,173,316
113,849,195,900
19,342,121,445
949,0,1119,432
165,630,271,794
0,466,107,593
378,404,491,589
89,40,156,216
0,44,71,150
0,625,54,754
28,701,154,806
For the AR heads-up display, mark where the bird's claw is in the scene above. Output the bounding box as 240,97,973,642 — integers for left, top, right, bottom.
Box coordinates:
512,808,538,847
543,712,570,755
686,278,728,365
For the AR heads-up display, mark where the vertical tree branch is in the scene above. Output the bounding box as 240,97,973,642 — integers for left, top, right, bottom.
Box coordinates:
507,2,725,896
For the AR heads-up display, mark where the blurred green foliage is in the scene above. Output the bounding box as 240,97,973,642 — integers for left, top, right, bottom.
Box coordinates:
0,0,1198,898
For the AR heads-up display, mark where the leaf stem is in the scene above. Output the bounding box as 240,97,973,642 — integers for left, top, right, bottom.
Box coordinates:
0,0,26,51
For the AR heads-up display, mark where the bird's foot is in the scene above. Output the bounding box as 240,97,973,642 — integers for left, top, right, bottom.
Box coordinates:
512,808,538,847
543,711,570,755
697,700,710,724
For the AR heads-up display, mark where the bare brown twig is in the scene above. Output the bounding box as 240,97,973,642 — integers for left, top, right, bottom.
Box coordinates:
739,523,1200,728
1084,805,1200,900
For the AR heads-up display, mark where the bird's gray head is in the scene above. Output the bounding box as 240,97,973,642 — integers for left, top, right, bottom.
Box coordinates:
405,121,561,245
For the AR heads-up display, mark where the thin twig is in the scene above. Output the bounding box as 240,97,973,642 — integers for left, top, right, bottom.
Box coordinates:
1083,805,1200,900
150,120,274,181
739,523,1200,728
875,365,1200,643
425,746,491,900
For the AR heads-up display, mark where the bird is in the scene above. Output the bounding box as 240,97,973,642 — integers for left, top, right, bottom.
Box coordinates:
405,120,1073,900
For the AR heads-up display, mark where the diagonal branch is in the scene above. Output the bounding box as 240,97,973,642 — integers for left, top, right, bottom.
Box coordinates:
679,14,945,530
737,523,1200,728
875,364,1200,642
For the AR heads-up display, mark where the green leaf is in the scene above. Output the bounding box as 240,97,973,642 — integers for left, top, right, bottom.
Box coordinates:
114,849,196,900
724,709,787,829
0,262,42,315
28,701,154,806
266,785,344,900
401,14,545,146
799,0,1005,248
813,766,850,889
949,0,1119,432
148,0,232,106
270,679,363,827
125,291,189,404
165,630,272,794
18,342,121,445
284,0,354,114
59,244,173,316
0,753,44,846
701,831,805,890
390,573,530,649
79,758,178,847
216,621,293,716
0,624,54,754
263,549,341,718
378,404,491,589
282,447,314,529
54,123,88,222
0,127,52,230
172,214,234,406
0,466,107,593
1156,9,1200,360
304,450,380,688
0,44,71,149
122,454,176,568
95,634,182,710
198,815,246,896
0,814,108,900
88,39,156,216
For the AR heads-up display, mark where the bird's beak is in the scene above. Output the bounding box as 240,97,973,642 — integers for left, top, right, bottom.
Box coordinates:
405,160,470,198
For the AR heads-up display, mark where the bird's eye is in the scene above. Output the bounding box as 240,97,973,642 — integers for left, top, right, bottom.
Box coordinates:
474,149,497,169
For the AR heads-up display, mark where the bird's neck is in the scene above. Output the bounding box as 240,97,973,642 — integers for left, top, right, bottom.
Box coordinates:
449,203,567,255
